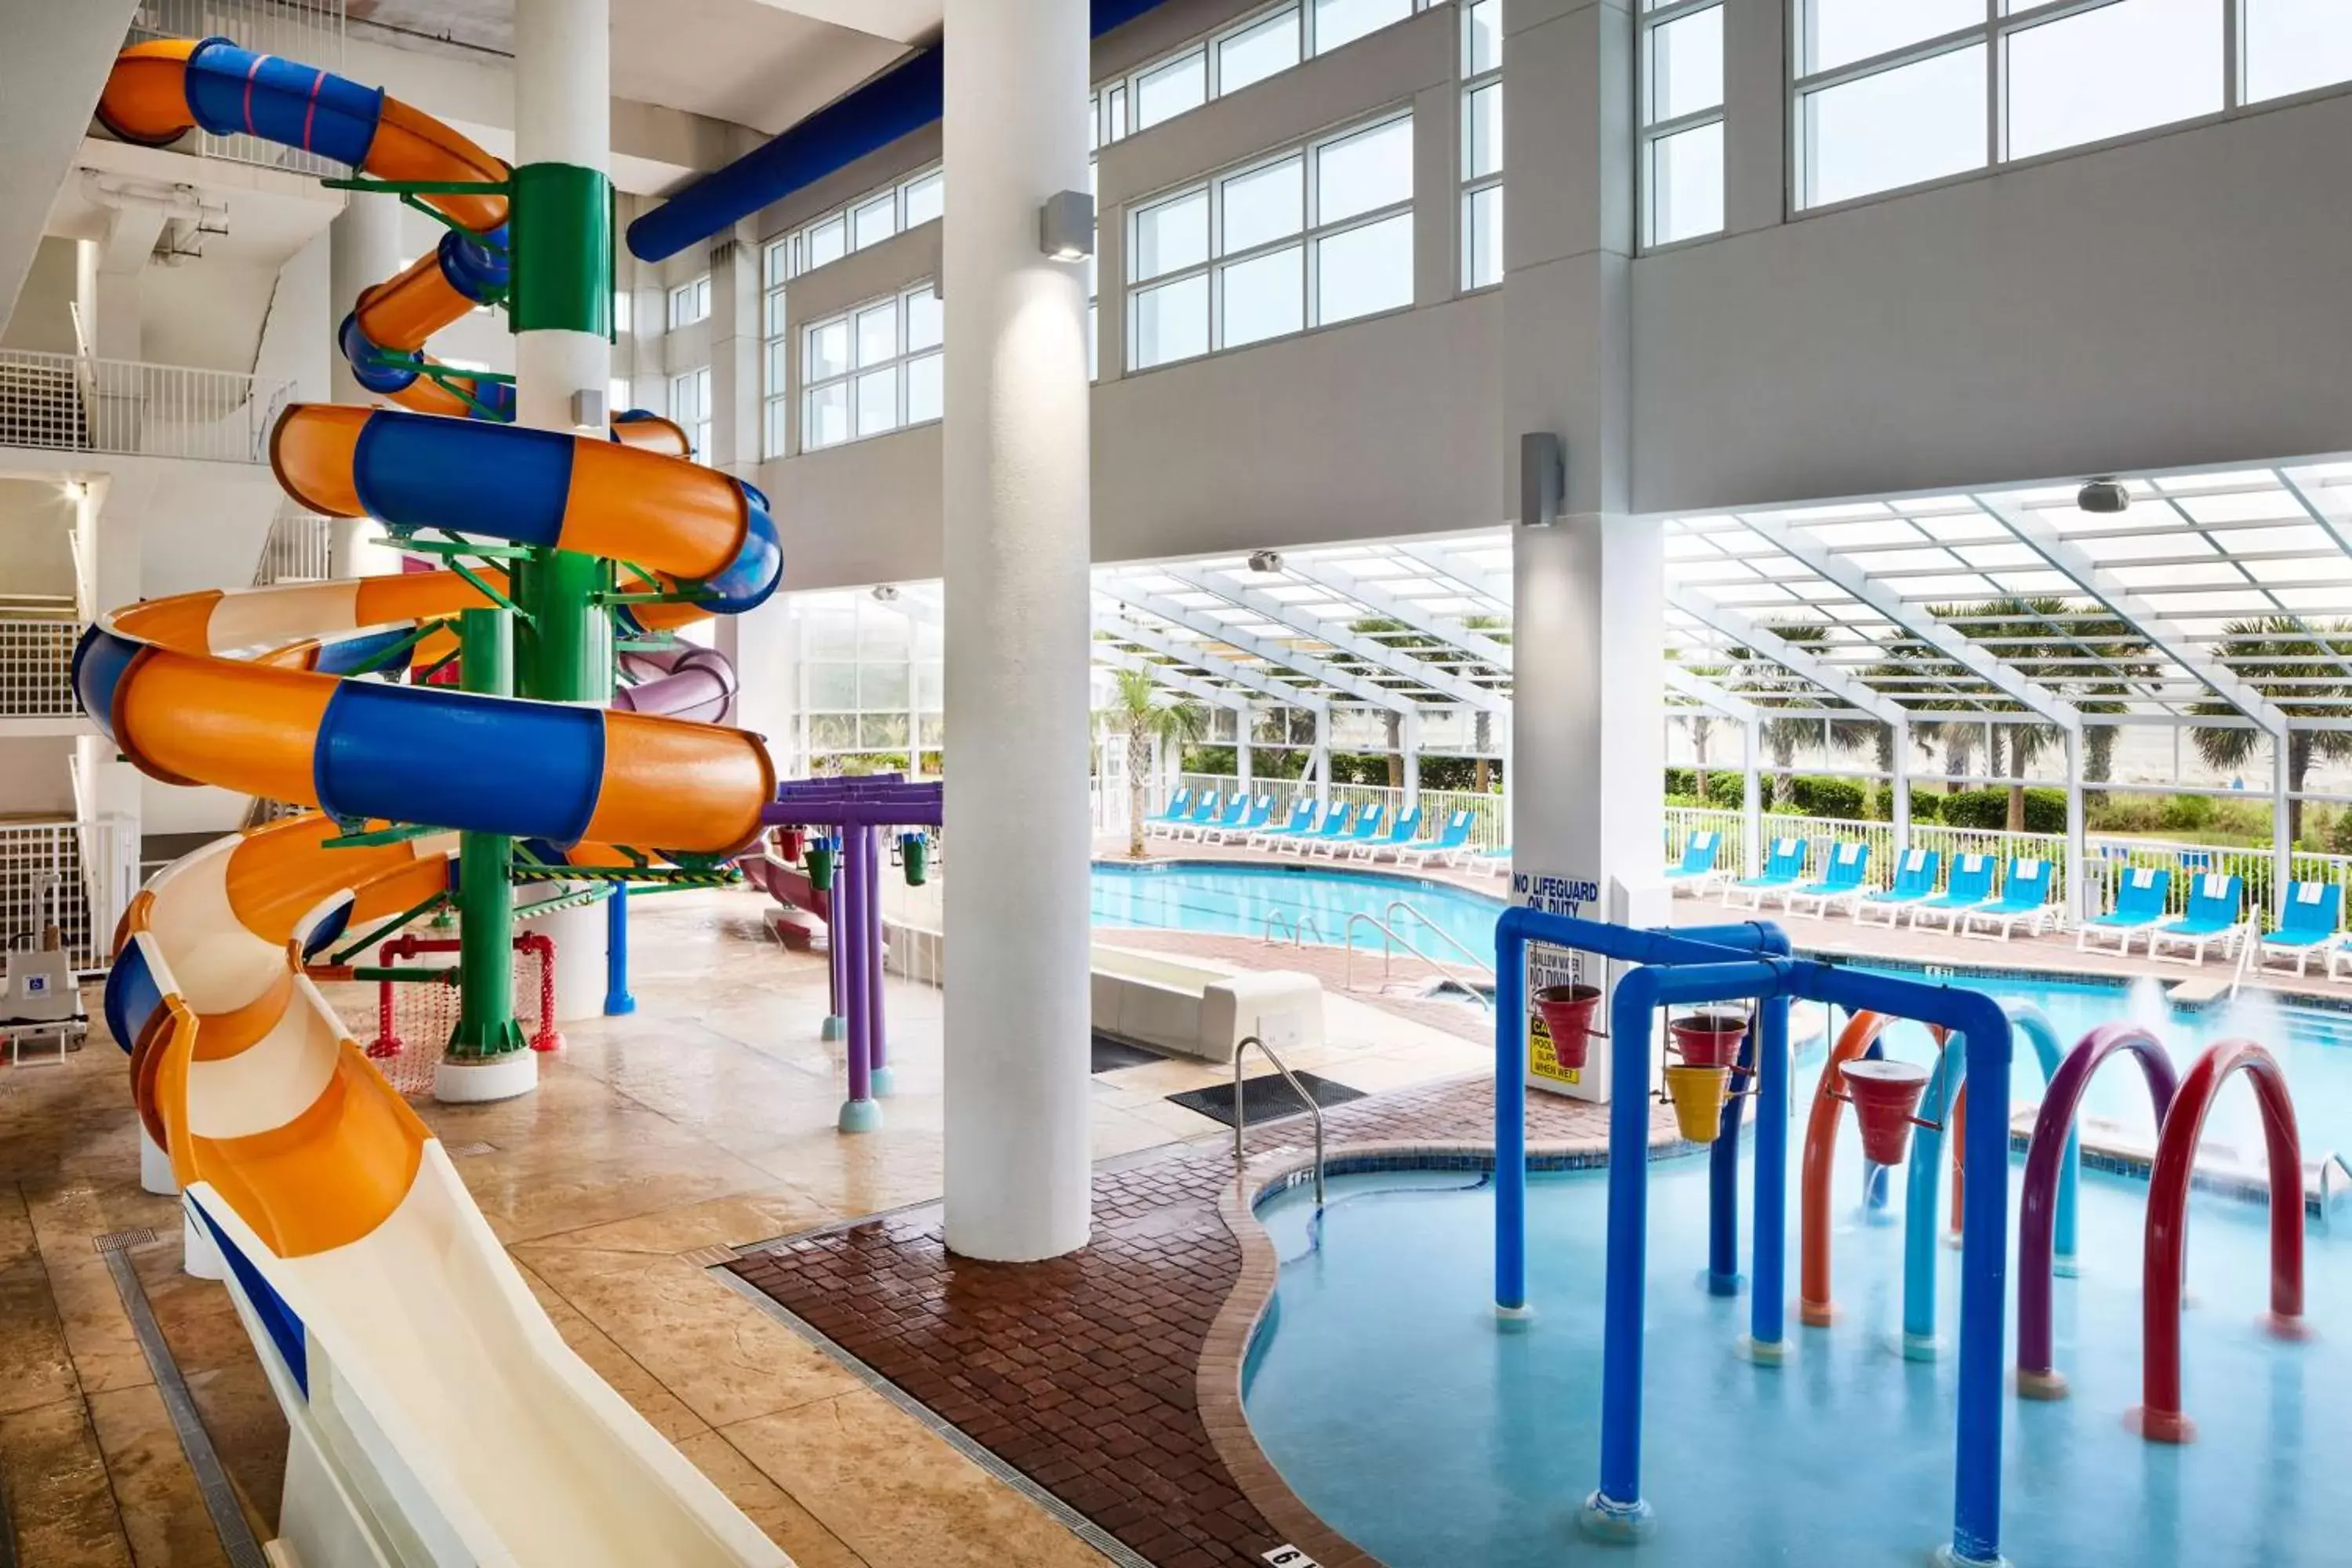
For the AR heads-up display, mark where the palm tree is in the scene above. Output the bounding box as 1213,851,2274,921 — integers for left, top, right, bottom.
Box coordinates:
1934,598,2075,830
2191,617,2352,844
1464,615,1511,793
1100,668,1207,858
1728,624,1878,810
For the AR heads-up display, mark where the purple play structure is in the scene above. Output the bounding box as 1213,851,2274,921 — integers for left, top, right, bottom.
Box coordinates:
764,775,942,1132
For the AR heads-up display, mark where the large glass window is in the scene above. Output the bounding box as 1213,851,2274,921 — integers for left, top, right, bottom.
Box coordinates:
1094,1,1433,142
666,274,710,329
1461,0,1502,289
1127,111,1414,372
1639,1,1724,246
775,165,946,281
801,284,943,452
670,365,711,459
761,240,789,458
1795,1,2341,211
795,591,944,777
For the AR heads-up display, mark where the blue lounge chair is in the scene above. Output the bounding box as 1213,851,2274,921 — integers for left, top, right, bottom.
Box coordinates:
1783,840,1870,917
2149,872,2245,965
1909,854,1997,932
1392,810,1475,869
1203,793,1274,844
2261,880,2343,977
1662,831,1724,895
2078,866,2172,954
1174,791,1250,843
1853,848,1941,926
1349,804,1422,862
1148,786,1192,826
1158,789,1220,840
1311,801,1385,859
1281,801,1356,857
1447,842,1510,873
1246,798,1319,848
1724,837,1809,911
1961,858,2056,940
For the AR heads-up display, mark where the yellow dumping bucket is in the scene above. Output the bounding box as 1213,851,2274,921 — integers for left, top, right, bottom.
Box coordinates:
1664,1063,1730,1144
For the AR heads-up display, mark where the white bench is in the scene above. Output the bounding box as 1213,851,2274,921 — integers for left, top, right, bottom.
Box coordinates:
1088,946,1323,1065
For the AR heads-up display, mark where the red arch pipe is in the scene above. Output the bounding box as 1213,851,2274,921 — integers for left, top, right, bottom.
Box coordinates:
2015,1025,2179,1399
1801,1011,1915,1325
2130,1039,2307,1443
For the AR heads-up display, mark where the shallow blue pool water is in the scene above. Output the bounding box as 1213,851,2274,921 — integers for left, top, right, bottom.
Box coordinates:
1090,861,1503,957
1243,1094,2352,1566
1088,862,2352,1153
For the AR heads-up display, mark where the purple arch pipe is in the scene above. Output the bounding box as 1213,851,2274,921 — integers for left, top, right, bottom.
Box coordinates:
2016,1024,2180,1396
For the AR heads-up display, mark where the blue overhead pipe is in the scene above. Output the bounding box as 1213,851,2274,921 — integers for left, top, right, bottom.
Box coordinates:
626,0,1181,263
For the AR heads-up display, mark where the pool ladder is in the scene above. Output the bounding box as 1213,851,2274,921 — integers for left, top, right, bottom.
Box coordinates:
1261,910,1328,946
1233,1033,1325,1207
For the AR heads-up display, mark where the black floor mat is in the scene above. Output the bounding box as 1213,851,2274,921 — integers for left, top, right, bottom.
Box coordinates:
1167,1069,1365,1128
1091,1033,1167,1073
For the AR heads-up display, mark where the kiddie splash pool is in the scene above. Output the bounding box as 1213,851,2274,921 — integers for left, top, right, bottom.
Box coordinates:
1240,1062,2352,1566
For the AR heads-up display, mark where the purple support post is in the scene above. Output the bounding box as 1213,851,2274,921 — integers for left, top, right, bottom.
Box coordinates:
822,837,846,1042
837,827,881,1131
866,825,893,1096
2016,1024,2179,1398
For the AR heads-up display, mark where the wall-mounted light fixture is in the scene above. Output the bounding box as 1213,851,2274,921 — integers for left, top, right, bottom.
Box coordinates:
1520,432,1565,528
1038,190,1095,262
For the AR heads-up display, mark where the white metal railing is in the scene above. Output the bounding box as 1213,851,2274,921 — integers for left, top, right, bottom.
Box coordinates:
253,508,334,584
0,350,292,463
125,1,347,176
0,818,136,974
0,619,81,717
1174,773,1508,851
1342,911,1494,1008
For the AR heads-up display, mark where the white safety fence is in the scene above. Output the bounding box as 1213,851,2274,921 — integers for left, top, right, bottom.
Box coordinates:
0,818,138,975
0,619,81,717
125,0,348,177
253,508,334,584
1665,805,2352,926
0,351,292,463
1171,772,1508,851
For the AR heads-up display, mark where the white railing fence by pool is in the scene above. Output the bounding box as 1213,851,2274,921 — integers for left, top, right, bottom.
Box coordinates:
0,818,137,975
0,351,292,463
252,507,334,584
1172,773,1508,851
0,619,81,717
125,0,348,177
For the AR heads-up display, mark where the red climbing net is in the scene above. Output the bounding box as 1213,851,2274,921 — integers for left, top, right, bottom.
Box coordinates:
363,930,561,1096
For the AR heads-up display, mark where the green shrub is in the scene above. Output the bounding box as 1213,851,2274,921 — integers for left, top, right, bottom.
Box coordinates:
1787,775,1867,820
1908,791,1940,824
1706,773,1744,809
2159,792,2216,833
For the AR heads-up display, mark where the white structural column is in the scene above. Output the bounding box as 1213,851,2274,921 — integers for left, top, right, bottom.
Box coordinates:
1505,0,1662,1106
940,0,1095,1262
327,193,405,577
516,0,612,1026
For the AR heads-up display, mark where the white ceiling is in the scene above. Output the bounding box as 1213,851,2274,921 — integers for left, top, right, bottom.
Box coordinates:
350,0,936,135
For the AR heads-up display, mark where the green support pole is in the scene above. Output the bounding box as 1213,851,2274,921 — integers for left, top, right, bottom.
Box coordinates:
507,162,618,706
448,608,528,1057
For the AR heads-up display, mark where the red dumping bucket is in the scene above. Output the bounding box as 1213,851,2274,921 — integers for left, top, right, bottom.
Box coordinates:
1839,1058,1935,1166
1534,984,1603,1069
777,827,806,863
1668,1011,1748,1069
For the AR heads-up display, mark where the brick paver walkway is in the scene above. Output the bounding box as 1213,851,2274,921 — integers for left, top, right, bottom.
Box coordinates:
728,1076,1624,1568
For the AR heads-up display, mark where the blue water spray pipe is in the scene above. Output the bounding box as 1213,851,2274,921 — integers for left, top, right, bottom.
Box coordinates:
1899,1004,2074,1359
1493,906,2017,1568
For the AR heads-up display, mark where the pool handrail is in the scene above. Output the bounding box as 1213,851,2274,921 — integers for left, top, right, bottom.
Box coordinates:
1233,1032,1325,1207
1344,910,1494,1009
1382,898,1494,978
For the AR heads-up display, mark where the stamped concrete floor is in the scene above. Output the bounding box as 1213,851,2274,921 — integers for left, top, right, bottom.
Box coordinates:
0,887,1488,1566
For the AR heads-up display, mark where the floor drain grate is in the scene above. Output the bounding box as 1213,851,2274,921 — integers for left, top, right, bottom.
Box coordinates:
443,1142,496,1158
679,1244,739,1269
92,1228,159,1254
